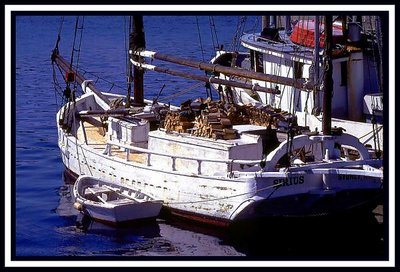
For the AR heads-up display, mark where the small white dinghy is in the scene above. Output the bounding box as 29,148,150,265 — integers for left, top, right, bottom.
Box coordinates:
73,175,163,225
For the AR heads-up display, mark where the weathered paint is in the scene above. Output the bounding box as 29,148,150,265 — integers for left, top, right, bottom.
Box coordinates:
57,93,383,226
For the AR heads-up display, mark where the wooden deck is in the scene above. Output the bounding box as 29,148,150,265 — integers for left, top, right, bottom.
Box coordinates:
77,117,147,164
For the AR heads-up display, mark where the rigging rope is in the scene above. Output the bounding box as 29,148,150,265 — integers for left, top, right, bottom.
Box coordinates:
229,16,246,52
375,16,384,93
158,82,203,102
208,16,220,51
195,17,205,61
164,180,284,205
71,16,85,95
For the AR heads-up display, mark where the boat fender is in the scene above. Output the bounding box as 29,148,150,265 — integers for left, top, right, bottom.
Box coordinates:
73,202,83,211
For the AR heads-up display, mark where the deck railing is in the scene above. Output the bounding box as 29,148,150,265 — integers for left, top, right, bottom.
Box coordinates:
60,132,383,179
104,140,262,175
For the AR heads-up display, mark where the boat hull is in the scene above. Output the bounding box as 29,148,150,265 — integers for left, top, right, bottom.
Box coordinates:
57,90,383,227
60,130,383,227
73,175,163,224
79,201,162,224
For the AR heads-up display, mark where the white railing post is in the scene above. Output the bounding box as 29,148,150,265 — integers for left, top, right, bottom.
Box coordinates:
106,140,262,172
147,153,151,166
126,148,130,161
197,160,202,175
228,160,234,178
104,143,112,156
171,157,176,171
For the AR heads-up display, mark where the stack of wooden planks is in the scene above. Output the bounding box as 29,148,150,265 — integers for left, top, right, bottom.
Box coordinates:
193,109,239,140
162,98,300,140
163,111,195,133
237,104,292,128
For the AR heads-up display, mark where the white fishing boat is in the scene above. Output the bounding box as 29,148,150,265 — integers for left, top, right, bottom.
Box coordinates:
73,175,163,224
52,15,383,227
209,16,384,154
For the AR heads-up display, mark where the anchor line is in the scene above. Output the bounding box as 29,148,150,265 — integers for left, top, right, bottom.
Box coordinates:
163,181,284,205
79,144,93,176
358,125,383,140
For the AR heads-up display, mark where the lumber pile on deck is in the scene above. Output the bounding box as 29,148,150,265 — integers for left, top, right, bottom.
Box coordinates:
193,106,239,140
163,111,195,133
162,98,298,140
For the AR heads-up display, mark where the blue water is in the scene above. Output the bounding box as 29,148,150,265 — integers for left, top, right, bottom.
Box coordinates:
14,15,385,261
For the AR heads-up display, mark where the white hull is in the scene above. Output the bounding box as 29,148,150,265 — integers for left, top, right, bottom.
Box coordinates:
73,175,163,224
57,92,383,226
79,201,162,224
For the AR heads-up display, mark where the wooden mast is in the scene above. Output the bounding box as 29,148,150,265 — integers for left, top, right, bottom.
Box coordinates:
322,15,333,135
129,15,146,106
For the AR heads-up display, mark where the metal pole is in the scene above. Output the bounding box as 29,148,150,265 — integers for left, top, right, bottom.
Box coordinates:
323,15,333,135
314,15,320,84
262,16,270,30
269,16,276,28
285,16,292,34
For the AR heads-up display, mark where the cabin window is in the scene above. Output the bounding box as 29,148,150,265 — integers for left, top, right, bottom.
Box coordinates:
294,61,304,79
340,61,348,86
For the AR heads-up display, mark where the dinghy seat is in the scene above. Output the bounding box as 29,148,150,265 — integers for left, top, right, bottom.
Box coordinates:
107,198,134,205
84,186,111,197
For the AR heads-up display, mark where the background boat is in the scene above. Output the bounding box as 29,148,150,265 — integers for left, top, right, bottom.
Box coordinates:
210,15,384,154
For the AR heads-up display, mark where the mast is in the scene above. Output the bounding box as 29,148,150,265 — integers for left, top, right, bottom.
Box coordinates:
262,16,270,30
341,15,348,39
269,16,277,28
375,16,384,93
313,15,320,84
285,16,292,34
322,15,333,135
129,15,146,106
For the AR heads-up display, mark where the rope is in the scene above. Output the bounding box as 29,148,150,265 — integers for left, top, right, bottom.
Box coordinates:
371,111,382,159
53,16,64,53
208,16,220,51
69,17,80,71
52,63,68,108
377,17,384,93
195,17,205,61
158,82,203,102
79,142,93,176
71,101,82,175
358,125,383,140
230,16,247,52
72,17,85,94
164,180,284,205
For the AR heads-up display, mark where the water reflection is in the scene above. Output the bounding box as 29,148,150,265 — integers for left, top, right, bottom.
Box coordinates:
76,214,162,240
226,213,385,259
144,207,385,259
